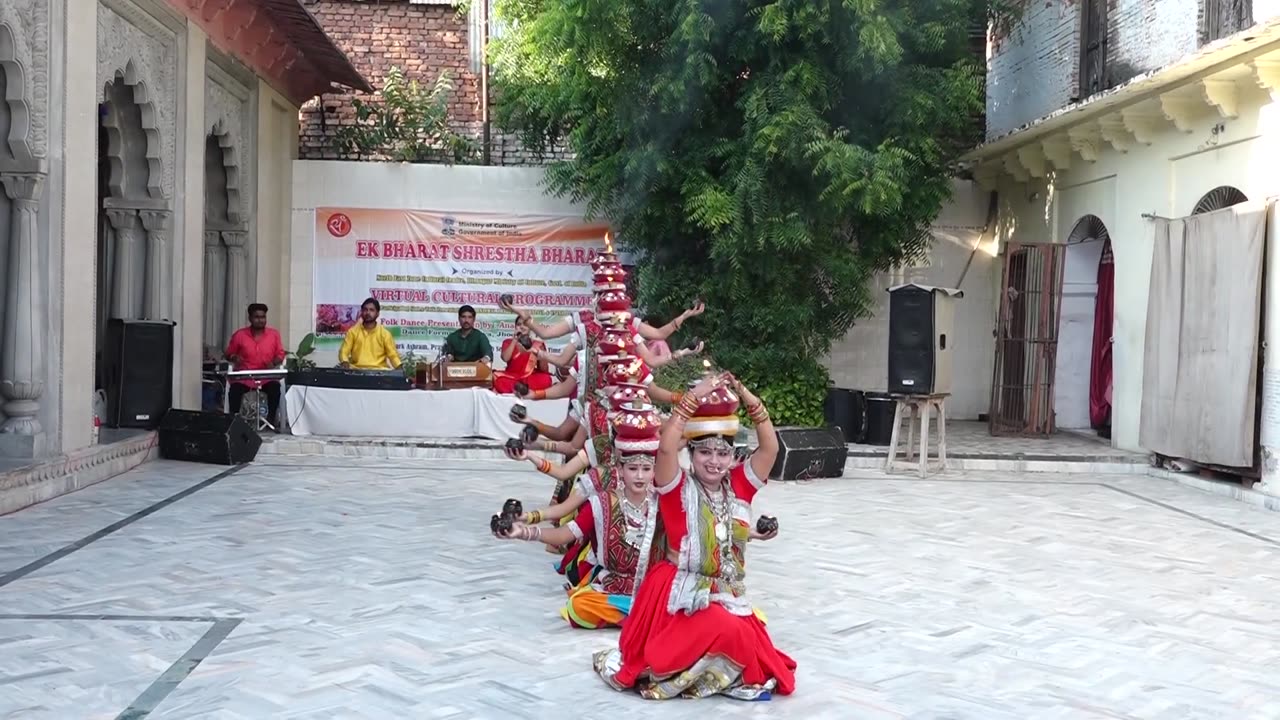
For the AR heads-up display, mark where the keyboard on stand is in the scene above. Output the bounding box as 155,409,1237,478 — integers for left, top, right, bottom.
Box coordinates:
287,367,413,391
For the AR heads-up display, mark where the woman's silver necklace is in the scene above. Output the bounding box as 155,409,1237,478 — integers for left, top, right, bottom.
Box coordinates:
619,492,648,547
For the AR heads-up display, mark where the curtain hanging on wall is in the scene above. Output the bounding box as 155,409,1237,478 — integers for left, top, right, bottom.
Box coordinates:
1089,239,1114,430
1139,201,1268,467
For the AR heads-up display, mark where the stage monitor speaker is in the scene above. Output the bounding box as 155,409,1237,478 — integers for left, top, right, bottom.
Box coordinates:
102,319,176,429
158,410,262,465
887,284,963,396
768,426,847,481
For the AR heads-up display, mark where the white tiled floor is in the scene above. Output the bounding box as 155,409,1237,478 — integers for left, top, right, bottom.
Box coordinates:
1,458,1279,719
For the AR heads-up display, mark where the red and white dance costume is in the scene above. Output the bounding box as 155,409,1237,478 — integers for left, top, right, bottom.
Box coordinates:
554,353,659,581
594,384,796,700
559,401,665,629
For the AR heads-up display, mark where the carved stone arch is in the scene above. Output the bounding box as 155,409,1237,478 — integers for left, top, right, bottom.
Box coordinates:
1067,214,1110,245
1192,185,1249,215
0,23,32,165
100,60,165,200
207,117,242,224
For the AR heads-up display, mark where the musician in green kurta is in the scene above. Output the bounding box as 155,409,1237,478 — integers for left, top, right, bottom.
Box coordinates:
443,305,494,363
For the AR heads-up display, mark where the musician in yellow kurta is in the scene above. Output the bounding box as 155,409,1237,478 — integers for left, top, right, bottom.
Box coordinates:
339,298,403,370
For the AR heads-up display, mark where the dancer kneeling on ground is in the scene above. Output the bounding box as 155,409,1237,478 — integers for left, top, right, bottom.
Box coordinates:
593,372,797,700
497,401,665,629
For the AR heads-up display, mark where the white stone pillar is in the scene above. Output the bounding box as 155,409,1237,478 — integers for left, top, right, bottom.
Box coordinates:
140,209,173,320
0,172,48,446
1258,203,1280,496
203,230,226,353
223,230,248,340
106,208,143,319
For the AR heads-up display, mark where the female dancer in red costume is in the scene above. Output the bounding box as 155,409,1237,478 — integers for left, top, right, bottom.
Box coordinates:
594,372,796,700
497,400,665,629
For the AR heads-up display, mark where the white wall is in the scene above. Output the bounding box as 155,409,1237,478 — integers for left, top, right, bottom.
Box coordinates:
996,79,1280,452
289,162,592,362
257,84,299,343
824,180,998,421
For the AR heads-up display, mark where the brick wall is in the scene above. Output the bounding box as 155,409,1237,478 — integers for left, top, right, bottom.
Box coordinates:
984,0,1255,140
299,0,568,166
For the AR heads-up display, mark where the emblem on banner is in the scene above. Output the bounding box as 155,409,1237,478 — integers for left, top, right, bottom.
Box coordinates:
326,213,352,238
442,216,458,237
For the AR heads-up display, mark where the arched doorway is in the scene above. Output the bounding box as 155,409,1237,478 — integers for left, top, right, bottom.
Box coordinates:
1193,186,1248,215
97,67,167,393
204,132,231,360
1055,215,1112,435
0,44,14,329
202,124,248,354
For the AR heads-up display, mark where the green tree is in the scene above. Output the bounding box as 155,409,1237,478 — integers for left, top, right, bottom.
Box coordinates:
333,67,477,164
491,0,988,424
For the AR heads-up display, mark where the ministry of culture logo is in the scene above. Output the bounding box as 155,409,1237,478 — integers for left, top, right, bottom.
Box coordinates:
442,215,457,237
326,213,352,238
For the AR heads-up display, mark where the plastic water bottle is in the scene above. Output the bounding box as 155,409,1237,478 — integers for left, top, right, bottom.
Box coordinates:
92,413,100,445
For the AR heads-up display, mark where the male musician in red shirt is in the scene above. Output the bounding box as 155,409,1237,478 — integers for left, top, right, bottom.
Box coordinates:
225,303,286,426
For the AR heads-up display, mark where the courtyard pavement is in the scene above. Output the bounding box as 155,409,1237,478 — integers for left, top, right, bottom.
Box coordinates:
1,457,1280,719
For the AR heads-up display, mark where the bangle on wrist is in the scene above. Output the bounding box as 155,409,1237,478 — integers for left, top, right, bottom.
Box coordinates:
532,389,547,400
678,396,699,417
537,458,553,474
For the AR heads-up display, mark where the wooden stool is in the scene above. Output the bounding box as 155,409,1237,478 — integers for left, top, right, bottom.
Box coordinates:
885,394,949,478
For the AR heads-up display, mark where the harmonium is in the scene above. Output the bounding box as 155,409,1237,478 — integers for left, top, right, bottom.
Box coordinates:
417,361,493,390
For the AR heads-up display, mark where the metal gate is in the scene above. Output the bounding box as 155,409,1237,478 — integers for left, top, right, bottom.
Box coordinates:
990,242,1068,436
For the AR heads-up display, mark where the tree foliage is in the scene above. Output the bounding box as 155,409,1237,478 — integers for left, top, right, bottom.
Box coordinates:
334,67,476,164
491,0,987,422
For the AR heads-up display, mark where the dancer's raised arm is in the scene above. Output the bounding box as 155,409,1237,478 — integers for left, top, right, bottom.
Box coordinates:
637,301,704,340
655,373,722,488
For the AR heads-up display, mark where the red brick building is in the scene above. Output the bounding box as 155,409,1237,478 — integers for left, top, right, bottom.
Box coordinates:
299,0,560,165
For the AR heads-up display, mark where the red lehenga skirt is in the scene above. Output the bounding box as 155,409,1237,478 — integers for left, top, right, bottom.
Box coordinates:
593,560,796,700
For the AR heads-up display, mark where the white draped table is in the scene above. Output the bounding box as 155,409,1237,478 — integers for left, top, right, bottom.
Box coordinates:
284,385,571,439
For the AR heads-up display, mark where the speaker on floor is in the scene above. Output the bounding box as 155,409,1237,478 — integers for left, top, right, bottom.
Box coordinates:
824,388,868,444
102,319,176,429
887,284,963,395
863,392,897,446
768,426,847,481
158,409,262,465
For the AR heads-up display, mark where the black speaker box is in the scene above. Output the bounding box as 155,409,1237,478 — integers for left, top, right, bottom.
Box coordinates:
768,426,847,481
863,392,897,446
823,388,867,444
158,410,262,465
887,285,961,396
102,319,175,429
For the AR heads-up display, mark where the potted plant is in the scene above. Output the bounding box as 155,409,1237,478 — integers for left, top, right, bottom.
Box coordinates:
286,333,317,372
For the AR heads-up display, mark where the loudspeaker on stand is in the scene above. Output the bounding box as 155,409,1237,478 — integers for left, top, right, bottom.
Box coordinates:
887,284,963,395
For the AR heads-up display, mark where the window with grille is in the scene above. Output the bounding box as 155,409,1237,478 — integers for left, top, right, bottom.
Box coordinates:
1201,0,1253,45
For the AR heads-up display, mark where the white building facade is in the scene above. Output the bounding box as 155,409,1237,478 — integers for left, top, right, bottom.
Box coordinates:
0,0,366,512
966,0,1280,491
